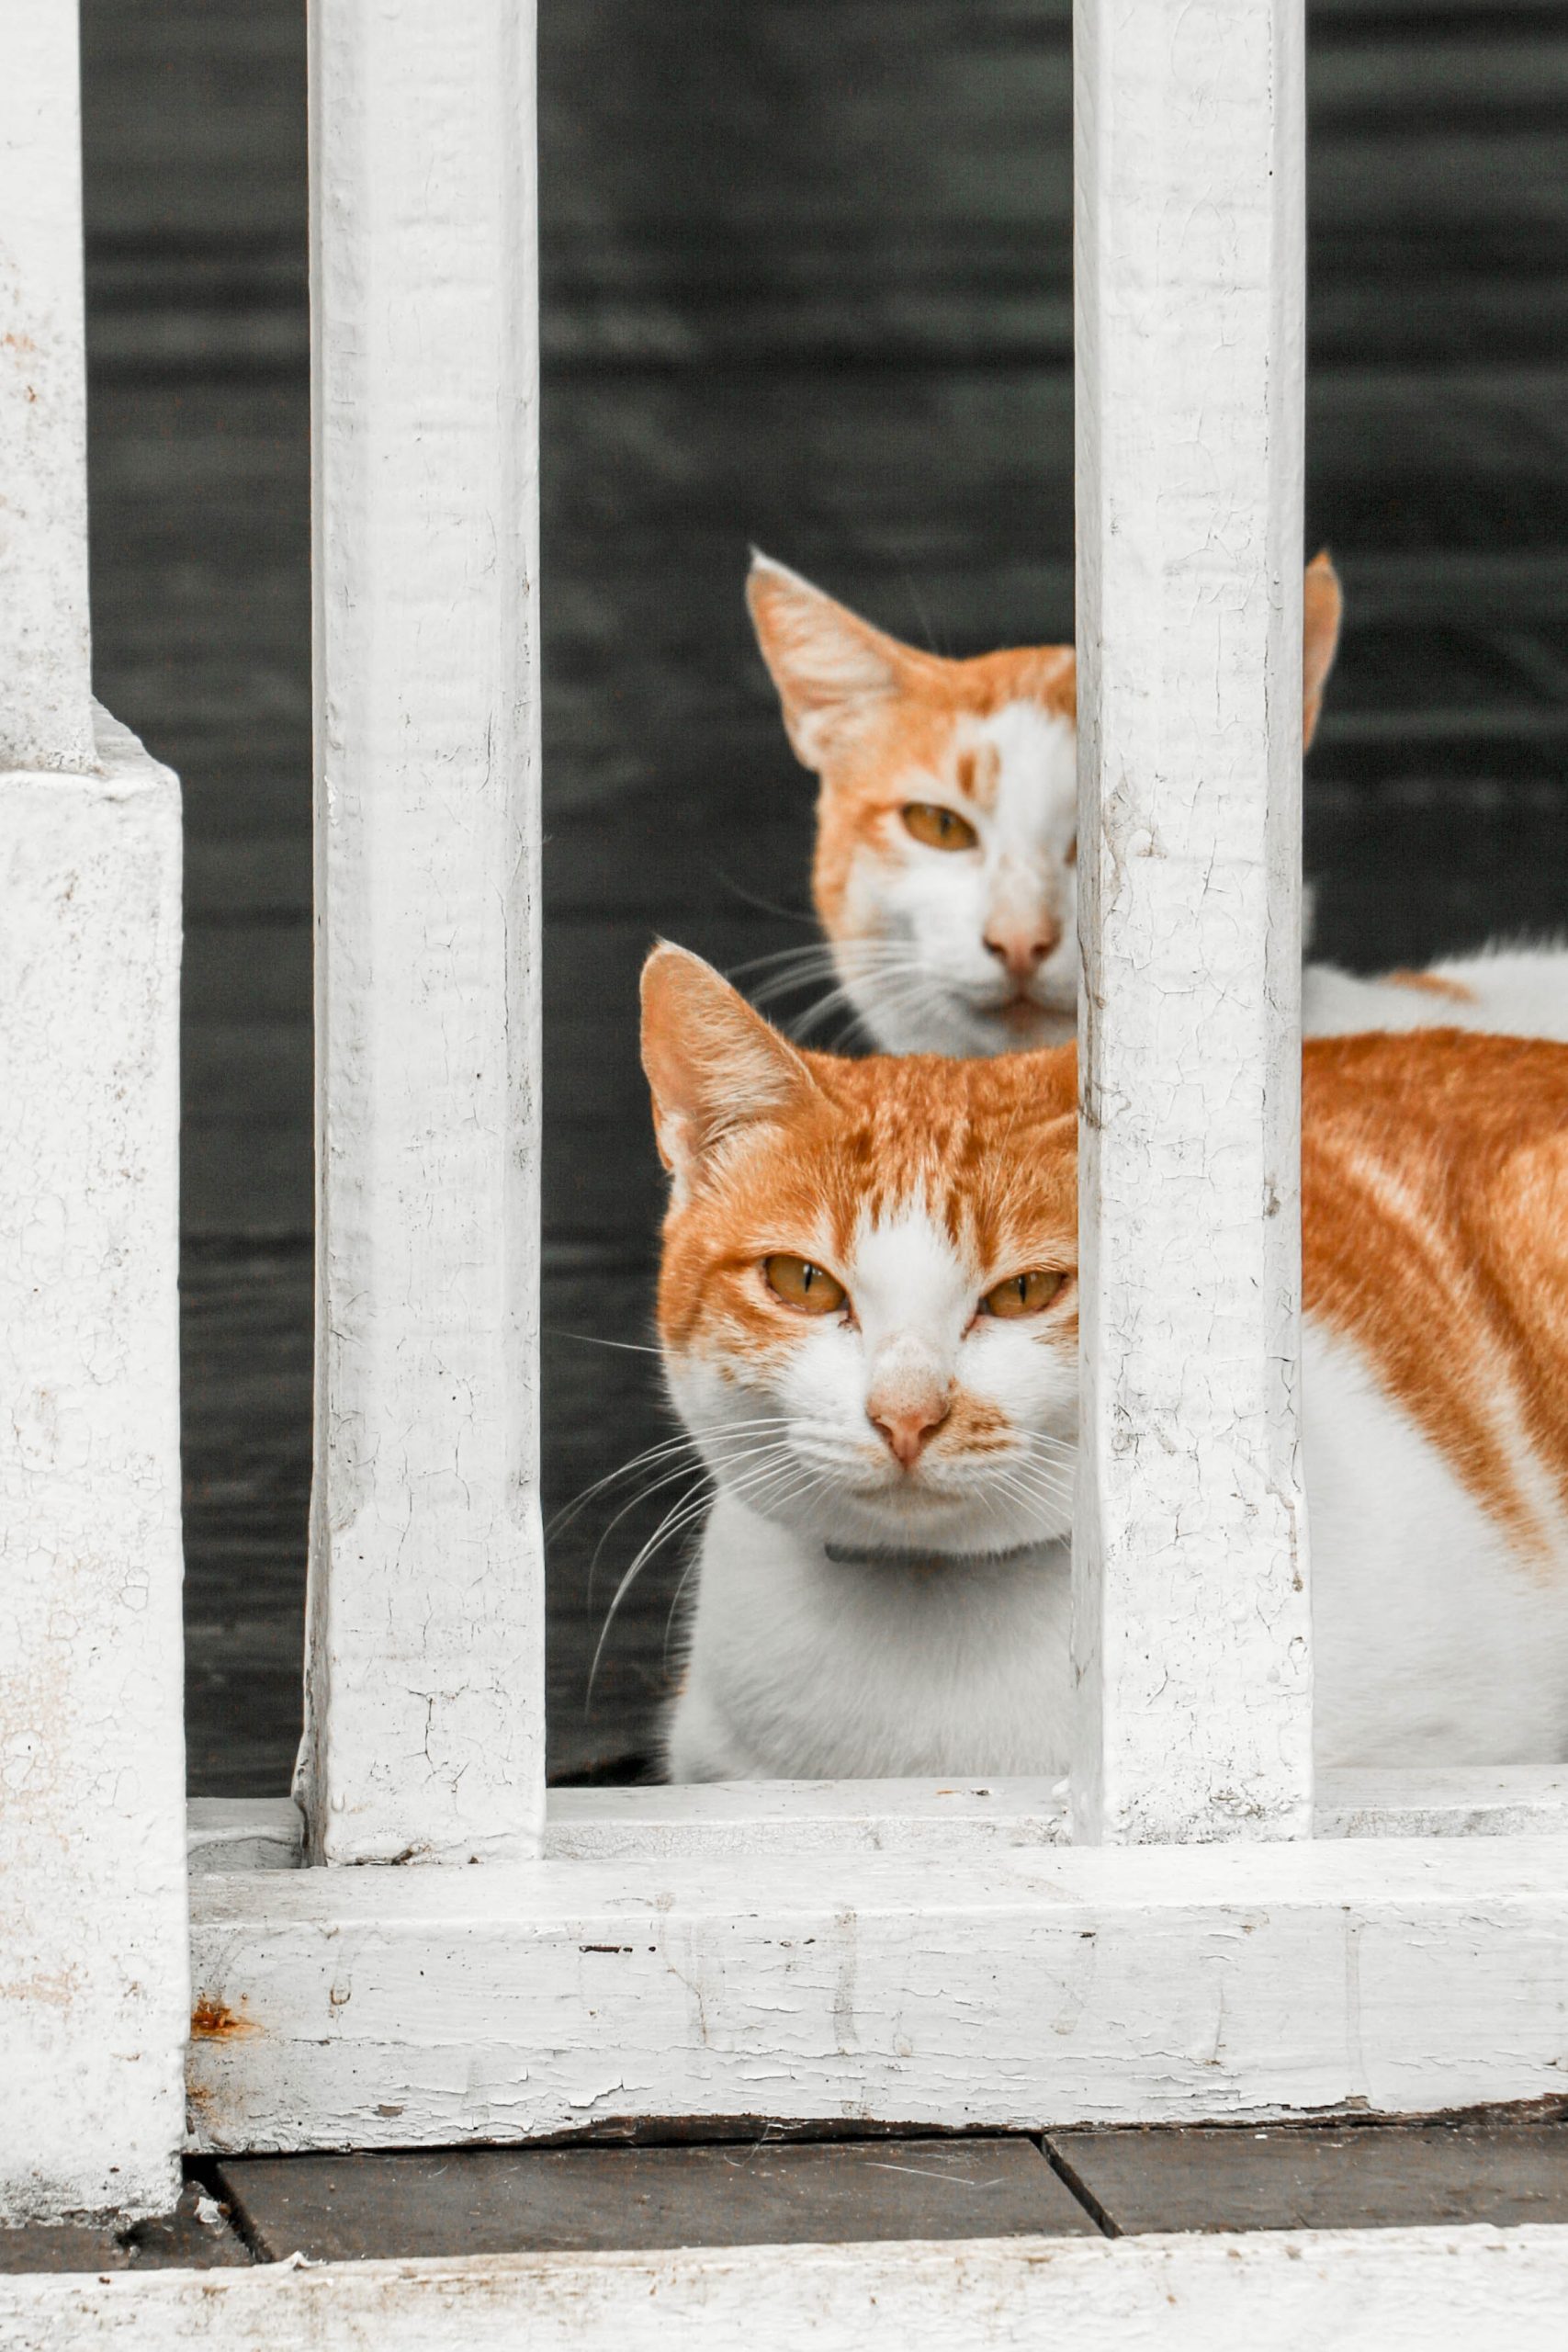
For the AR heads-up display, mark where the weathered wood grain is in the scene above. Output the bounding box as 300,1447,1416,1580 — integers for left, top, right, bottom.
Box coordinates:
1071,0,1312,1842
298,0,546,1865
186,1838,1568,2149
182,1767,1568,1876
6,2226,1568,2352
10,2222,1568,2351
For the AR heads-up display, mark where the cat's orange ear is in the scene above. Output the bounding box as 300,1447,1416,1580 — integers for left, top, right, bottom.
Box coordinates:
1303,550,1342,751
641,944,818,1194
747,552,912,771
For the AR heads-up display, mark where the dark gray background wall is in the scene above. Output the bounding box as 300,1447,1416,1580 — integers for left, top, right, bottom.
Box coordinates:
79,1,1568,1790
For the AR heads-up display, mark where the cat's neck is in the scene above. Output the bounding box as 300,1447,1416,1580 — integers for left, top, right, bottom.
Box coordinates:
820,1534,1052,1573
669,1488,1074,1782
716,1489,1066,1584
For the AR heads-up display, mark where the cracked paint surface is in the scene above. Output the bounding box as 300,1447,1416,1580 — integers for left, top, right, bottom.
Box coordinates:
1,718,186,2221
1072,0,1313,1842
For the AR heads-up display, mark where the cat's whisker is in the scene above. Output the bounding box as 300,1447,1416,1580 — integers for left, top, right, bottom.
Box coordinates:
996,1455,1073,1506
547,1329,663,1358
580,1430,807,1597
728,942,843,981
548,1418,796,1540
650,1437,827,1662
586,1470,711,1611
714,873,819,928
787,981,881,1042
587,1442,823,1709
584,1476,750,1714
583,1438,802,1605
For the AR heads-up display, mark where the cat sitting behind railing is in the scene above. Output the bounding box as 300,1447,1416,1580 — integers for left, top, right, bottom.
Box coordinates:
746,553,1568,1051
641,944,1568,1783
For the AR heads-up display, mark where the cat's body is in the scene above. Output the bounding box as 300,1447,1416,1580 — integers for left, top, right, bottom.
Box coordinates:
641,948,1568,1782
747,553,1568,1053
671,1311,1568,1781
1302,944,1568,1043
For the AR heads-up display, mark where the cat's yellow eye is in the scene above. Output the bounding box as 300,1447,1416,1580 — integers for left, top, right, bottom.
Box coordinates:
764,1254,848,1315
902,801,978,853
981,1269,1066,1319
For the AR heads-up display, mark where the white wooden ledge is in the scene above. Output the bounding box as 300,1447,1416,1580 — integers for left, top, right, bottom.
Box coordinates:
3,2227,1566,2352
187,1770,1568,1875
186,1834,1568,2150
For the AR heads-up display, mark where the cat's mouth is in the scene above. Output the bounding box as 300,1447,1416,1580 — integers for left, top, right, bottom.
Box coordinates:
972,989,1074,1040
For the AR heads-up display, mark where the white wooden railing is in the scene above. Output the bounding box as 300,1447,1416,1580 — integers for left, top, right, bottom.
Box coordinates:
5,0,1568,2329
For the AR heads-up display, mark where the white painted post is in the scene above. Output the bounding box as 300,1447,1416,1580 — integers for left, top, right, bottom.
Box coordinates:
1072,0,1312,1842
0,0,186,2223
0,0,95,771
0,715,186,2220
298,0,545,1863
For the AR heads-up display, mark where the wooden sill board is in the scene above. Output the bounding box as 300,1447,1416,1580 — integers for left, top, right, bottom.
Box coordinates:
4,2223,1568,2349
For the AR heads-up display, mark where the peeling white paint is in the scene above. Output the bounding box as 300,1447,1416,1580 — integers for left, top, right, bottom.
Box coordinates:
186,1837,1568,2149
0,1,94,771
1072,0,1313,1843
297,0,545,1864
0,714,186,2222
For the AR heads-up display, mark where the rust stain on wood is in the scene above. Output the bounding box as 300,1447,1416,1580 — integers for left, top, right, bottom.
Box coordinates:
191,1996,262,2041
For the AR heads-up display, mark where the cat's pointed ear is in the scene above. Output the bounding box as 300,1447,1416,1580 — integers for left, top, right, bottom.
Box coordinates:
747,551,911,770
1303,550,1342,750
641,944,818,1194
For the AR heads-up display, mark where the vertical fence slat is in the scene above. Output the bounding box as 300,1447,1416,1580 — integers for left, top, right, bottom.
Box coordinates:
1072,0,1313,1843
298,0,544,1863
0,0,94,770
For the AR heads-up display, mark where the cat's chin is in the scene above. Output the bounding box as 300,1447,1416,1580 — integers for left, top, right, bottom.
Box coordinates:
734,1479,1062,1556
970,996,1077,1050
863,988,1077,1057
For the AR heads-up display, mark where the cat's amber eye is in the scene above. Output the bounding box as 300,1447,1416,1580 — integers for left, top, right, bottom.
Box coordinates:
902,801,978,853
981,1269,1066,1318
764,1254,848,1315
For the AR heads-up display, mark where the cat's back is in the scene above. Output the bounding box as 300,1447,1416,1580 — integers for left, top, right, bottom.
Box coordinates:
1302,1027,1568,1588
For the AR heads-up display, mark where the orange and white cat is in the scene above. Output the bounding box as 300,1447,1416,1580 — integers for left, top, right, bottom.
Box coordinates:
642,944,1568,1781
747,553,1568,1052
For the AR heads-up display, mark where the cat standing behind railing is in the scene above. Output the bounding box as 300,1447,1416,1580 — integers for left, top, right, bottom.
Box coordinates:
641,945,1568,1782
746,553,1568,1050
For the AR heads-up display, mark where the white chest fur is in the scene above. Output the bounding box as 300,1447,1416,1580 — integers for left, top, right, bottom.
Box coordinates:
667,1325,1568,1781
665,1495,1074,1783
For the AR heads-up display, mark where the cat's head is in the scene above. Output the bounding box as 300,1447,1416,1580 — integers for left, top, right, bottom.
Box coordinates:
748,550,1343,1057
642,943,1079,1556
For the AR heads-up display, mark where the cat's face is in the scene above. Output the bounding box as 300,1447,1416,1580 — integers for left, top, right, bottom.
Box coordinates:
643,944,1080,1556
748,551,1342,1057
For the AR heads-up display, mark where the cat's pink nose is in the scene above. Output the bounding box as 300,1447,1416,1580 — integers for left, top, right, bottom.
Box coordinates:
983,916,1060,978
869,1394,951,1468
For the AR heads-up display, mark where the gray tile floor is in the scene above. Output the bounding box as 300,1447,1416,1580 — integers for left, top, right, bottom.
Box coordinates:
6,2121,1568,2267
